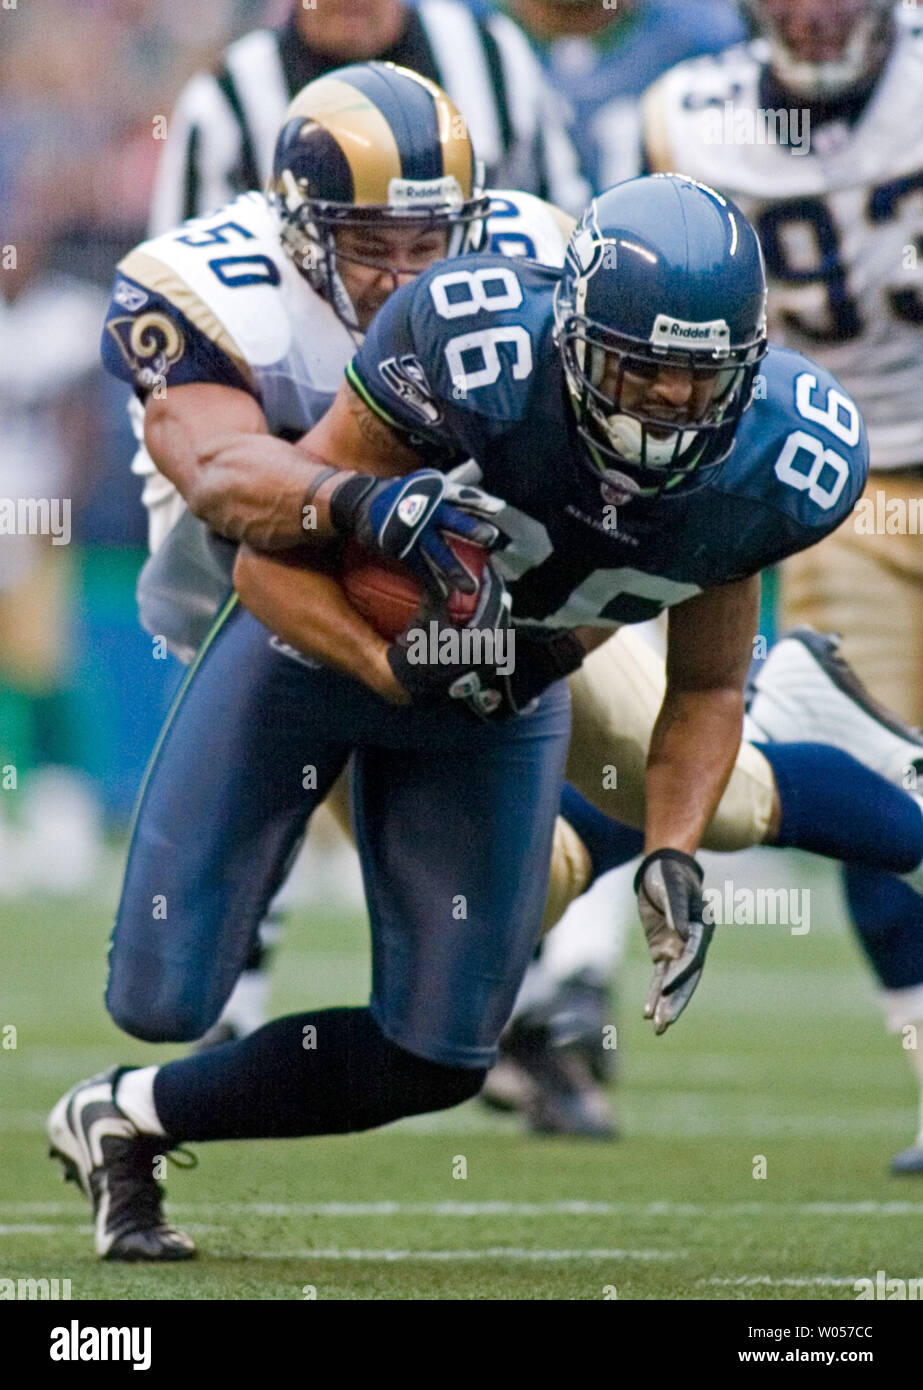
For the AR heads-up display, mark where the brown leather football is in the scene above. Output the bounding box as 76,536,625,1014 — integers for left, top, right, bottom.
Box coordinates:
341,536,487,641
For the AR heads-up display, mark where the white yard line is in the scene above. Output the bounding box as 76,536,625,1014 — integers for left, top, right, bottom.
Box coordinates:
248,1247,682,1262
702,1275,859,1288
4,1199,923,1218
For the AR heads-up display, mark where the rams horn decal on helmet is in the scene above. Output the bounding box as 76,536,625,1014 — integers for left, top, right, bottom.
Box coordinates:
268,62,488,332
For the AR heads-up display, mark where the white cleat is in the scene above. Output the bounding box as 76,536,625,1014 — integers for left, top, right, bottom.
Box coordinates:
747,628,923,788
48,1067,196,1261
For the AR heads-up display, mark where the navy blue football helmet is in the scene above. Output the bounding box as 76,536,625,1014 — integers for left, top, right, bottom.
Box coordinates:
554,175,768,499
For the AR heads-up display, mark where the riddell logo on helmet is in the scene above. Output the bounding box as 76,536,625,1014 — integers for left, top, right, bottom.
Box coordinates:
651,315,730,349
388,176,462,211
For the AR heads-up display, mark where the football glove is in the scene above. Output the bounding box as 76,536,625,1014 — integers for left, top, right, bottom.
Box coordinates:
445,626,586,721
387,560,512,713
634,849,712,1035
442,624,586,721
329,464,505,598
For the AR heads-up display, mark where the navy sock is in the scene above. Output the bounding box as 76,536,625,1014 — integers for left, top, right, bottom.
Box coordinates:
756,742,923,873
559,783,643,880
843,865,923,991
153,1007,484,1142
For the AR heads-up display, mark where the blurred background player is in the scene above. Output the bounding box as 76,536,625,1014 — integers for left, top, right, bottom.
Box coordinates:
0,156,107,896
480,0,745,190
641,0,923,1170
0,1,279,877
148,0,588,236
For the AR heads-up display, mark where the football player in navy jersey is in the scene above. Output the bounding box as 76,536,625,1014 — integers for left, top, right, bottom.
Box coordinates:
49,172,923,1262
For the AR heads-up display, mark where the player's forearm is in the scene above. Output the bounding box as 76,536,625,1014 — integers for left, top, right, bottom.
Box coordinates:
643,686,745,854
233,544,408,704
143,387,354,551
165,429,350,551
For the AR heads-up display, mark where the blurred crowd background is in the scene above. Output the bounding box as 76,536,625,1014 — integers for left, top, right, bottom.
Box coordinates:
0,0,749,894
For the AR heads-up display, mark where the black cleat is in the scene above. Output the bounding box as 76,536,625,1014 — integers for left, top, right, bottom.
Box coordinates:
485,1014,617,1139
47,1067,196,1261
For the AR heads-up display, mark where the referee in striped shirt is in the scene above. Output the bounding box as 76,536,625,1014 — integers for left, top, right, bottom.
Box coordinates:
149,0,589,235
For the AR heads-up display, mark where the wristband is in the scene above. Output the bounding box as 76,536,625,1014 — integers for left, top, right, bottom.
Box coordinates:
633,848,704,894
303,466,340,508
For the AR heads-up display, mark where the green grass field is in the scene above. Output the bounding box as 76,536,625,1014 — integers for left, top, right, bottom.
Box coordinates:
2,851,922,1301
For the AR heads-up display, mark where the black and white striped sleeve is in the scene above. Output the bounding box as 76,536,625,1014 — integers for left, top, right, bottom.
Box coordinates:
417,0,589,217
147,30,290,237
483,10,590,217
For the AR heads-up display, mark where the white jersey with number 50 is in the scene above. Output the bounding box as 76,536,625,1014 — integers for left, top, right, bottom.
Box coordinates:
120,188,573,658
642,6,923,470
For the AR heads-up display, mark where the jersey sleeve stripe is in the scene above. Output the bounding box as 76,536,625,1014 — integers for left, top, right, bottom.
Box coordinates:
475,18,514,152
117,249,256,391
215,65,261,193
345,360,406,432
223,29,291,185
184,125,201,224
418,0,503,169
286,75,403,203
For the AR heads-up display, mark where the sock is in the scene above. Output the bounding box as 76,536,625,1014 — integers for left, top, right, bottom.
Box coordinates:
844,865,923,991
559,783,643,881
756,743,923,872
843,865,923,1149
152,1006,484,1142
115,1066,163,1135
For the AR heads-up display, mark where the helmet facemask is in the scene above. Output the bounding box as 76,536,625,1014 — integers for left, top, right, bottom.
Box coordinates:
272,166,489,337
556,291,766,500
744,0,895,99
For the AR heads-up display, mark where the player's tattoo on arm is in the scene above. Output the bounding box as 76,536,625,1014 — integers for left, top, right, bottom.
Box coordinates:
293,380,421,480
345,385,421,471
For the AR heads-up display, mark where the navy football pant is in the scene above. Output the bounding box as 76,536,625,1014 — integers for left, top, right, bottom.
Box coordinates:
107,597,570,1069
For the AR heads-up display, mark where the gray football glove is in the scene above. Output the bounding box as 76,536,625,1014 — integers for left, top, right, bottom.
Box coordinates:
634,849,713,1035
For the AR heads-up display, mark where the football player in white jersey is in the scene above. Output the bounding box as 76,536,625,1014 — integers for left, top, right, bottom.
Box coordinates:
642,0,923,1170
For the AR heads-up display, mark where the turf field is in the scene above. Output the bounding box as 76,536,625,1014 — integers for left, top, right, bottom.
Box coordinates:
2,850,922,1301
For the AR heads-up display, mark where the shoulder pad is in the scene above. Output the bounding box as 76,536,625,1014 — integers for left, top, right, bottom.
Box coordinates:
720,346,868,536
484,190,575,269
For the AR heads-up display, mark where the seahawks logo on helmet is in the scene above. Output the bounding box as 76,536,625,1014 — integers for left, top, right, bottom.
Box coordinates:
555,175,768,498
564,203,618,286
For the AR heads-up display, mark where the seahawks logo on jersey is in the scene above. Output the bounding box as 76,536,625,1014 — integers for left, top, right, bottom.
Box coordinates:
378,354,443,426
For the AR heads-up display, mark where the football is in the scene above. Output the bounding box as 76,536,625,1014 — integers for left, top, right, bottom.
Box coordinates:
340,536,487,641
